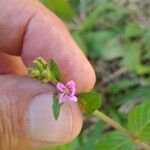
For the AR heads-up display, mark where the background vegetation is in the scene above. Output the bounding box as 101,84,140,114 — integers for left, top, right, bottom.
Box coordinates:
38,0,150,149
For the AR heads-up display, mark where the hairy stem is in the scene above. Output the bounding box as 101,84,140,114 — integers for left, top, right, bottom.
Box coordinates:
93,110,150,150
93,110,133,138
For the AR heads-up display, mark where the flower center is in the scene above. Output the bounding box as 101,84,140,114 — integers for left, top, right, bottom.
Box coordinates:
64,88,70,94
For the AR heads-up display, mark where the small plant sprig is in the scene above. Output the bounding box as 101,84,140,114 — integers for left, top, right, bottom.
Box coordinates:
29,57,150,150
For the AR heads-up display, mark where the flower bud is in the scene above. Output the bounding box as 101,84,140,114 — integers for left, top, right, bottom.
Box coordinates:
29,69,40,78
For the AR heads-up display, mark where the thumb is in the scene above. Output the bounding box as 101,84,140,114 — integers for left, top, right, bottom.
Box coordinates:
0,75,82,150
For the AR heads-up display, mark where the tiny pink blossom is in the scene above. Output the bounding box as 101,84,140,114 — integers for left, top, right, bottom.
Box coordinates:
56,80,78,103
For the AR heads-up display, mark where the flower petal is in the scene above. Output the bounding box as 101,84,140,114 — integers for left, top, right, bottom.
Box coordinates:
70,96,78,102
59,93,68,103
56,82,66,92
66,80,76,95
66,80,75,87
69,89,76,96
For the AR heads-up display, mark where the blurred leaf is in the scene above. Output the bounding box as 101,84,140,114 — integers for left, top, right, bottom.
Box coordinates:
41,0,74,21
80,0,108,32
108,106,126,124
108,11,129,23
122,42,150,74
95,132,135,150
136,65,150,75
101,1,130,24
72,32,88,55
144,30,150,58
122,42,141,71
69,0,80,14
114,86,150,106
83,121,104,150
101,36,123,60
144,30,150,45
108,79,140,93
128,100,150,143
78,92,101,114
87,31,117,58
144,30,150,56
124,23,143,38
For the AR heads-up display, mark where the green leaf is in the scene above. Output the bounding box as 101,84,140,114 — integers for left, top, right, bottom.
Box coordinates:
122,42,141,71
50,59,61,82
52,93,62,120
78,92,101,114
95,132,136,150
136,64,150,75
144,30,150,57
71,32,88,55
108,79,140,94
124,23,143,38
114,86,150,106
104,4,130,23
107,106,126,124
101,36,123,60
86,31,117,58
79,0,108,32
40,0,74,21
128,100,150,143
83,121,104,150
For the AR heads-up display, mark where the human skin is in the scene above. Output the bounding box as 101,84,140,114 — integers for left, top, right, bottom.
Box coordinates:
0,0,96,150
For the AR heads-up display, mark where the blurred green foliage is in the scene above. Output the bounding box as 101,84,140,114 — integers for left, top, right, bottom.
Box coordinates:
39,0,150,149
95,132,136,150
41,0,74,20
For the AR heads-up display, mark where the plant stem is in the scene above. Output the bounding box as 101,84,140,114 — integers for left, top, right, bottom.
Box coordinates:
93,110,150,150
93,110,133,138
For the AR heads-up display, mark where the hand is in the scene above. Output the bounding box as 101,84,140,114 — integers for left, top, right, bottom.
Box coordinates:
0,0,95,149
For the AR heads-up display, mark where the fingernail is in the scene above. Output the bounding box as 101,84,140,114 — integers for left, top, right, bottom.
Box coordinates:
28,93,82,144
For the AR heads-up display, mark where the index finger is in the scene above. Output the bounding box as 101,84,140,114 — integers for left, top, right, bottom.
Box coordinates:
0,0,96,92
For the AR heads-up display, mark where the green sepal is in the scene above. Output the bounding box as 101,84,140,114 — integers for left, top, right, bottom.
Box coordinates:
41,69,52,83
28,68,40,78
50,59,61,82
34,57,47,71
52,92,62,120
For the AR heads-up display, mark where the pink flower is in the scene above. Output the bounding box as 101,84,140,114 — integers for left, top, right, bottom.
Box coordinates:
56,80,78,103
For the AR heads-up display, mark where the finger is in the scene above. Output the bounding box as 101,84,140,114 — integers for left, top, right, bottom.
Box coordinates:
0,52,27,74
0,0,95,93
0,75,82,150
